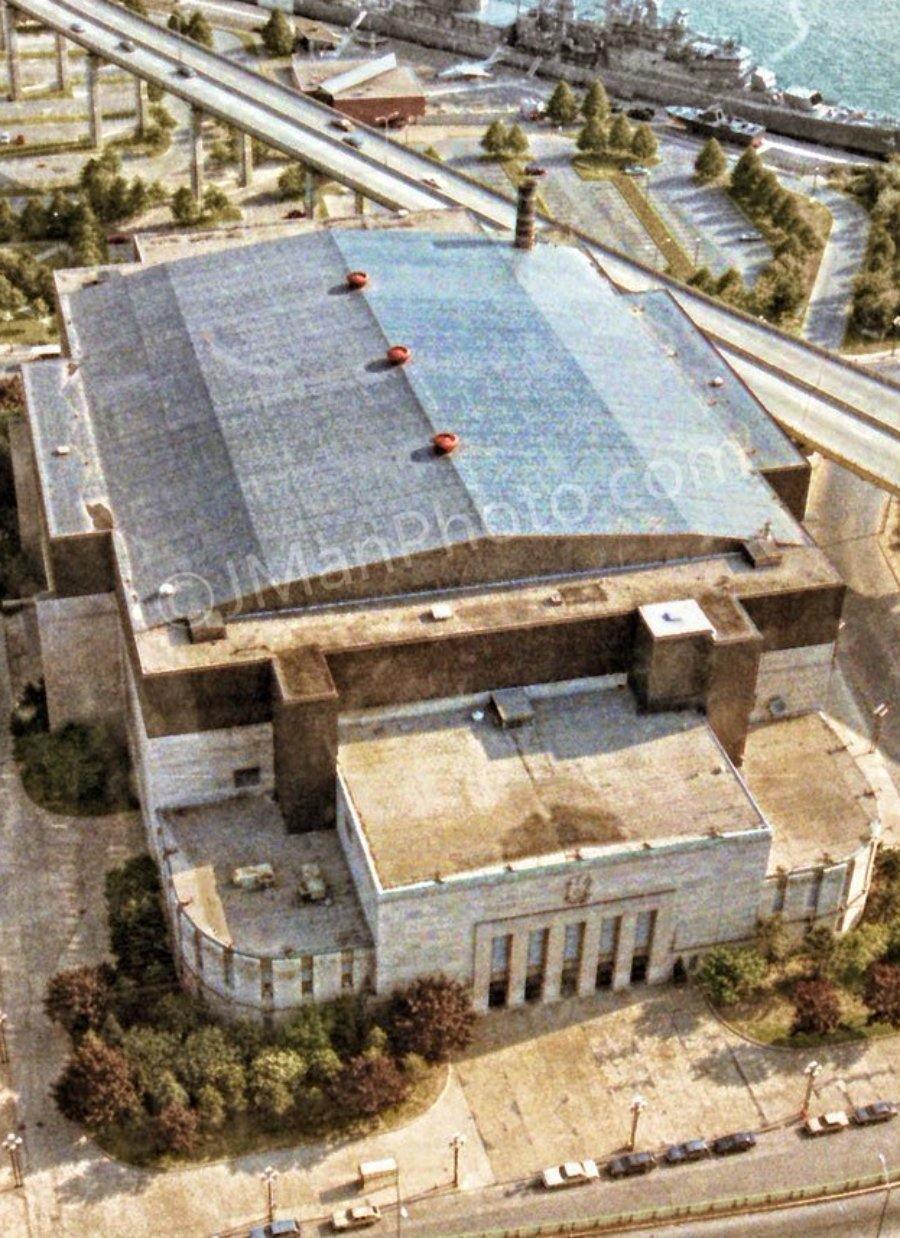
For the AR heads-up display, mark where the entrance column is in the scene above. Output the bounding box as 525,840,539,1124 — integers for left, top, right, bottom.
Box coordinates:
54,31,69,93
304,166,317,217
239,130,253,188
612,913,637,991
354,188,366,216
541,921,565,1002
506,933,528,1008
134,76,147,137
86,53,103,148
577,917,602,998
190,105,204,202
4,3,21,103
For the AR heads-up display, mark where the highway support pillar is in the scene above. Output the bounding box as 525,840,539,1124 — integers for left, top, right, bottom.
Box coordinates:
0,2,5,55
87,53,103,149
190,106,204,203
54,31,69,94
239,130,253,188
304,166,316,219
3,3,21,103
135,76,146,137
354,189,366,217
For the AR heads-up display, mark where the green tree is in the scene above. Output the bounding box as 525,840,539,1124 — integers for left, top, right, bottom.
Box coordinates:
730,146,763,199
186,12,214,49
576,115,606,155
171,187,200,226
120,1025,182,1097
177,1026,247,1111
581,78,610,122
480,120,508,157
695,945,767,1006
386,975,476,1063
506,124,530,157
715,266,748,308
261,9,295,58
803,924,837,977
0,199,17,243
105,855,175,987
631,123,657,163
45,964,114,1040
545,80,579,126
52,1032,139,1130
0,274,26,315
829,923,890,989
754,915,790,965
19,197,48,241
864,961,900,1025
791,977,841,1035
249,1047,306,1119
201,186,239,223
694,137,726,183
608,112,633,151
277,163,306,201
196,1083,227,1130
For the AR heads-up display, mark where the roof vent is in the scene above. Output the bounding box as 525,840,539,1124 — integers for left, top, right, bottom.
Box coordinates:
709,376,725,387
432,431,459,455
158,582,176,598
347,270,369,290
430,601,453,622
53,443,71,457
386,344,411,366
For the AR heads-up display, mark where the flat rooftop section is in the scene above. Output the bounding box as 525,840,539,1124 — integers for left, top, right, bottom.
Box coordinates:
338,683,766,889
743,713,878,873
162,797,371,955
48,230,802,629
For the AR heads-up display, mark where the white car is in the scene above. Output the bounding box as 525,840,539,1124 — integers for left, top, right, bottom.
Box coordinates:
541,1159,600,1189
804,1111,849,1136
331,1202,382,1231
0,132,10,145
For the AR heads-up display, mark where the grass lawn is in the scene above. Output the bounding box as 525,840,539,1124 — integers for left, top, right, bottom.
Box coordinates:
571,151,659,180
0,315,58,345
98,1062,448,1168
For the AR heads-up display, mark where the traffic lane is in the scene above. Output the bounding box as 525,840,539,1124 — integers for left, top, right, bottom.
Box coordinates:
397,1120,900,1236
650,1189,898,1237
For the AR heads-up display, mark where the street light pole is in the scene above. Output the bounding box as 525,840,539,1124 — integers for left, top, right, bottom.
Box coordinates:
876,1152,892,1238
450,1133,466,1189
260,1166,278,1225
802,1060,821,1117
870,702,890,754
0,1011,8,1064
3,1132,24,1188
629,1094,646,1151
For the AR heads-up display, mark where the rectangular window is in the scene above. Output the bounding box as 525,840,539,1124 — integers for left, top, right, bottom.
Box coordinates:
630,910,656,985
341,949,354,991
807,870,823,914
525,928,548,1003
560,922,585,997
596,915,619,990
489,933,512,1008
772,876,787,914
840,858,856,907
234,766,261,789
300,955,313,996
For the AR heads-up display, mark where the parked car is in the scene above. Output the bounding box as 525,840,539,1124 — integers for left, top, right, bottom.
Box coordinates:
627,106,655,120
176,64,195,78
331,1202,381,1231
297,862,327,903
737,231,760,242
712,1131,756,1155
342,135,363,149
69,21,84,33
622,164,648,176
607,1151,657,1178
118,39,135,53
541,1159,600,1189
664,1138,711,1164
804,1111,849,1137
851,1101,898,1126
248,1221,301,1238
331,117,354,132
0,132,10,145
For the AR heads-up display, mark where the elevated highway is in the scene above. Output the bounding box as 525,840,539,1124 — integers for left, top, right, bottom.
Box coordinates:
6,0,900,492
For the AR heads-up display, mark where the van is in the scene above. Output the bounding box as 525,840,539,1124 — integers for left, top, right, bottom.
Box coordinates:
357,1156,398,1189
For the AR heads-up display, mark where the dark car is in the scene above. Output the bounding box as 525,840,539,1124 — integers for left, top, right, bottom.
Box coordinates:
712,1131,756,1156
248,1220,301,1238
851,1101,898,1126
665,1139,711,1165
607,1151,657,1178
118,39,135,53
627,105,655,120
176,64,195,79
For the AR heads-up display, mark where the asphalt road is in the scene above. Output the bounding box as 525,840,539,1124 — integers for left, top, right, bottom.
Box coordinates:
649,1188,899,1237
803,184,870,351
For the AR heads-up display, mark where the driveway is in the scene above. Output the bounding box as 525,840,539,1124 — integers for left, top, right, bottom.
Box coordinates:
802,185,870,350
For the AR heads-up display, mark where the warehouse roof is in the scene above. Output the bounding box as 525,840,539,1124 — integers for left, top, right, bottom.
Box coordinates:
58,231,802,628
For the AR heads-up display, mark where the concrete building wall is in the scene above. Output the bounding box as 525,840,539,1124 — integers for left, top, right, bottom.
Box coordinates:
8,415,44,564
364,828,772,1005
35,592,124,731
751,643,834,721
757,835,879,934
336,774,381,939
144,723,275,809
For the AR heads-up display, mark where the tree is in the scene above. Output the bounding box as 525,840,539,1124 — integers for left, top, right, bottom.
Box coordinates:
331,1053,409,1119
277,164,306,201
171,187,200,226
695,945,767,1007
631,123,657,163
176,1026,247,1111
730,147,763,199
829,923,890,989
545,80,579,126
186,12,214,49
0,199,17,243
386,976,476,1063
105,855,175,987
249,1047,306,1119
754,915,790,965
608,113,633,151
19,198,48,241
576,115,606,155
120,1025,182,1097
715,266,748,308
261,9,295,58
154,1102,200,1155
791,977,841,1035
506,124,530,158
480,120,508,157
694,137,726,183
45,964,114,1039
0,274,26,315
803,924,837,977
581,78,610,122
52,1032,139,1130
864,961,900,1026
196,1084,227,1131
756,263,804,320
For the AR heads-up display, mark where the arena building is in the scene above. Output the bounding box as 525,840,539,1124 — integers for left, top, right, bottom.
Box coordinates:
11,211,881,1021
